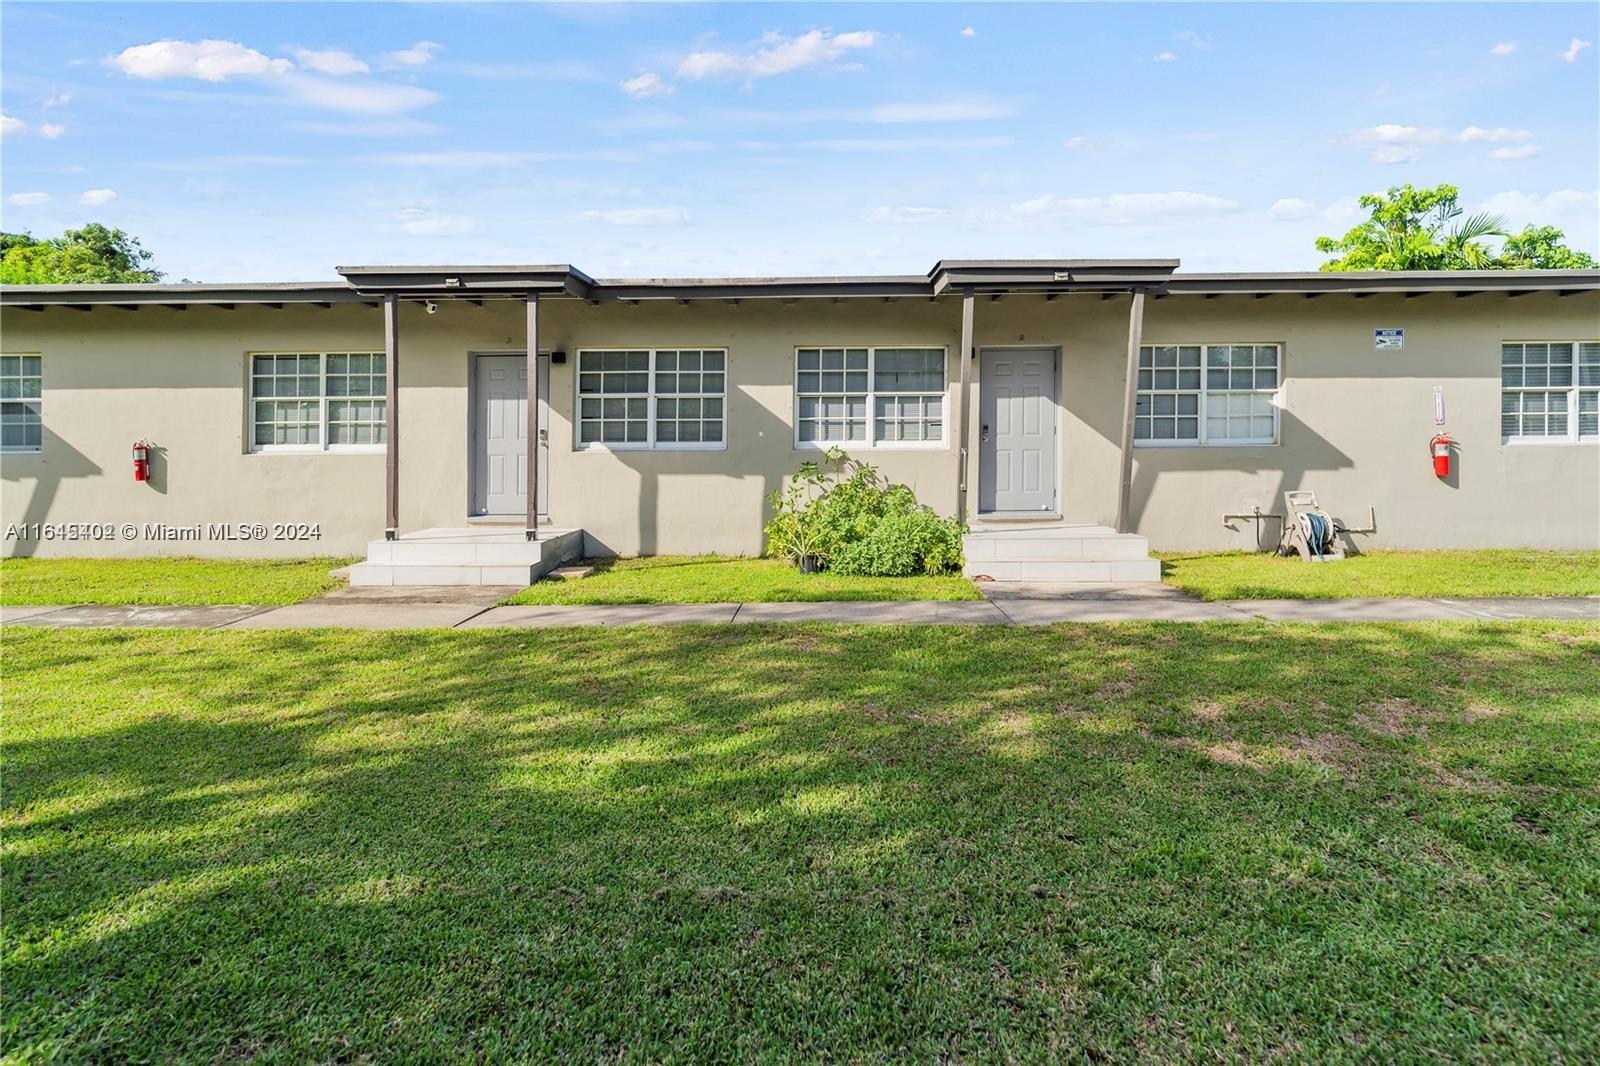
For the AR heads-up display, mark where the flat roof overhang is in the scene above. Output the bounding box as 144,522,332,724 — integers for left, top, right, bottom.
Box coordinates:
5,264,1598,310
930,259,1181,295
0,281,369,310
335,264,595,299
1163,269,1600,296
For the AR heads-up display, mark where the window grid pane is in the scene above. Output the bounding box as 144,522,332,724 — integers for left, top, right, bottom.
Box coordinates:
796,347,869,442
249,351,386,449
578,350,651,444
1501,340,1596,441
653,349,726,445
1137,344,1275,444
797,347,944,445
0,355,42,451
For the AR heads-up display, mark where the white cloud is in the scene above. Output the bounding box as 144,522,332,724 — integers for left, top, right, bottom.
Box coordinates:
383,41,442,68
1489,144,1542,161
1459,126,1533,143
1321,196,1367,228
960,26,976,38
393,208,476,236
1062,135,1087,149
8,191,50,206
1490,41,1517,56
110,39,292,81
42,93,72,108
864,205,948,223
620,72,673,99
1344,124,1446,162
1479,188,1597,216
1561,38,1591,63
677,29,878,80
1375,82,1391,96
294,48,369,76
1,114,64,140
1175,30,1212,50
1011,191,1238,224
1152,51,1177,62
1268,197,1319,220
577,206,690,225
281,75,440,114
78,188,118,206
1347,124,1445,146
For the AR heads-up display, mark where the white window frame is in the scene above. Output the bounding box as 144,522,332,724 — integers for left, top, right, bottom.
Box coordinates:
1500,340,1600,446
0,353,43,454
247,350,387,454
792,345,949,450
572,347,728,452
1134,342,1283,448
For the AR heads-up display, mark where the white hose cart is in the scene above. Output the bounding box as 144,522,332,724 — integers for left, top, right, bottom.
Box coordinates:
1280,491,1345,561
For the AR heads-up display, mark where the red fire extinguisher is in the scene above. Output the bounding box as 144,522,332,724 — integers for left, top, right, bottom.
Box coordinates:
132,439,150,482
1430,432,1452,478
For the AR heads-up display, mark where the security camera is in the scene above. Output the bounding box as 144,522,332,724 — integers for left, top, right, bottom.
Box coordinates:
425,300,438,315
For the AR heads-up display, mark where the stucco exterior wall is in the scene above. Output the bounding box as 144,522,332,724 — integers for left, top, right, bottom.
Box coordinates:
2,290,1596,558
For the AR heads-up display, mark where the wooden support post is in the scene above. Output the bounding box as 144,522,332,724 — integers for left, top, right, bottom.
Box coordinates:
383,295,400,540
525,293,540,541
1115,289,1147,535
955,286,975,523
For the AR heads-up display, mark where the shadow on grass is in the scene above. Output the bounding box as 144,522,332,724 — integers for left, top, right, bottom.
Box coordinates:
4,623,1599,1060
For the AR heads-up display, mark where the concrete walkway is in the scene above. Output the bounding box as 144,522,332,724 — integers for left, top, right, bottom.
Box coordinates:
3,584,1596,629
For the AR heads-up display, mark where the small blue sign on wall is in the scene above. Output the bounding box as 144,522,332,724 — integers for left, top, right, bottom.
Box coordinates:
1374,328,1405,350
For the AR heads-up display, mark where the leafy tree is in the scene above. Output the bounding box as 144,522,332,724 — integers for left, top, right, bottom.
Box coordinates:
0,224,162,284
1494,225,1597,269
1315,183,1596,271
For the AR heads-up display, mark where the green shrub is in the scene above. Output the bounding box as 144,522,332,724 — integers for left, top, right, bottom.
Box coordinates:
831,508,967,577
765,448,965,576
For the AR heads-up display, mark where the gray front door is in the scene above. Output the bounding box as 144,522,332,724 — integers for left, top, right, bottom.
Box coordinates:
978,348,1057,513
471,354,549,517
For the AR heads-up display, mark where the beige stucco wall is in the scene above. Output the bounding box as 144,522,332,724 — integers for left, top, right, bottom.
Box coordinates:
2,290,1596,558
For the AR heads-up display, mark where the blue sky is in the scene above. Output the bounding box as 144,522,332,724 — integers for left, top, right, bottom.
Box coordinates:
2,2,1596,281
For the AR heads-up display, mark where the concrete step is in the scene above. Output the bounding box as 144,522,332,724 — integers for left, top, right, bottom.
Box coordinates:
967,558,1162,583
350,527,583,587
962,533,1151,561
348,562,543,587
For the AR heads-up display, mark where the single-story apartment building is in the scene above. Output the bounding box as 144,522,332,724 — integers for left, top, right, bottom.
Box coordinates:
2,259,1597,576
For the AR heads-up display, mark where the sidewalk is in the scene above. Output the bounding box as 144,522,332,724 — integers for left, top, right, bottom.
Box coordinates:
3,585,1596,629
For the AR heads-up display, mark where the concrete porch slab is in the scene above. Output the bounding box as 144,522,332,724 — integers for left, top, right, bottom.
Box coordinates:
463,604,741,627
221,603,490,629
3,604,272,628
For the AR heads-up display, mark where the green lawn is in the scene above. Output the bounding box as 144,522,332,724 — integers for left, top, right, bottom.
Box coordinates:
1161,549,1600,601
5,623,1599,1060
506,554,981,604
0,556,355,606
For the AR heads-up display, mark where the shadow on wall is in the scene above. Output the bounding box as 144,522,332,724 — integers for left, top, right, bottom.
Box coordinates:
1,430,103,558
1127,409,1357,554
581,385,796,558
